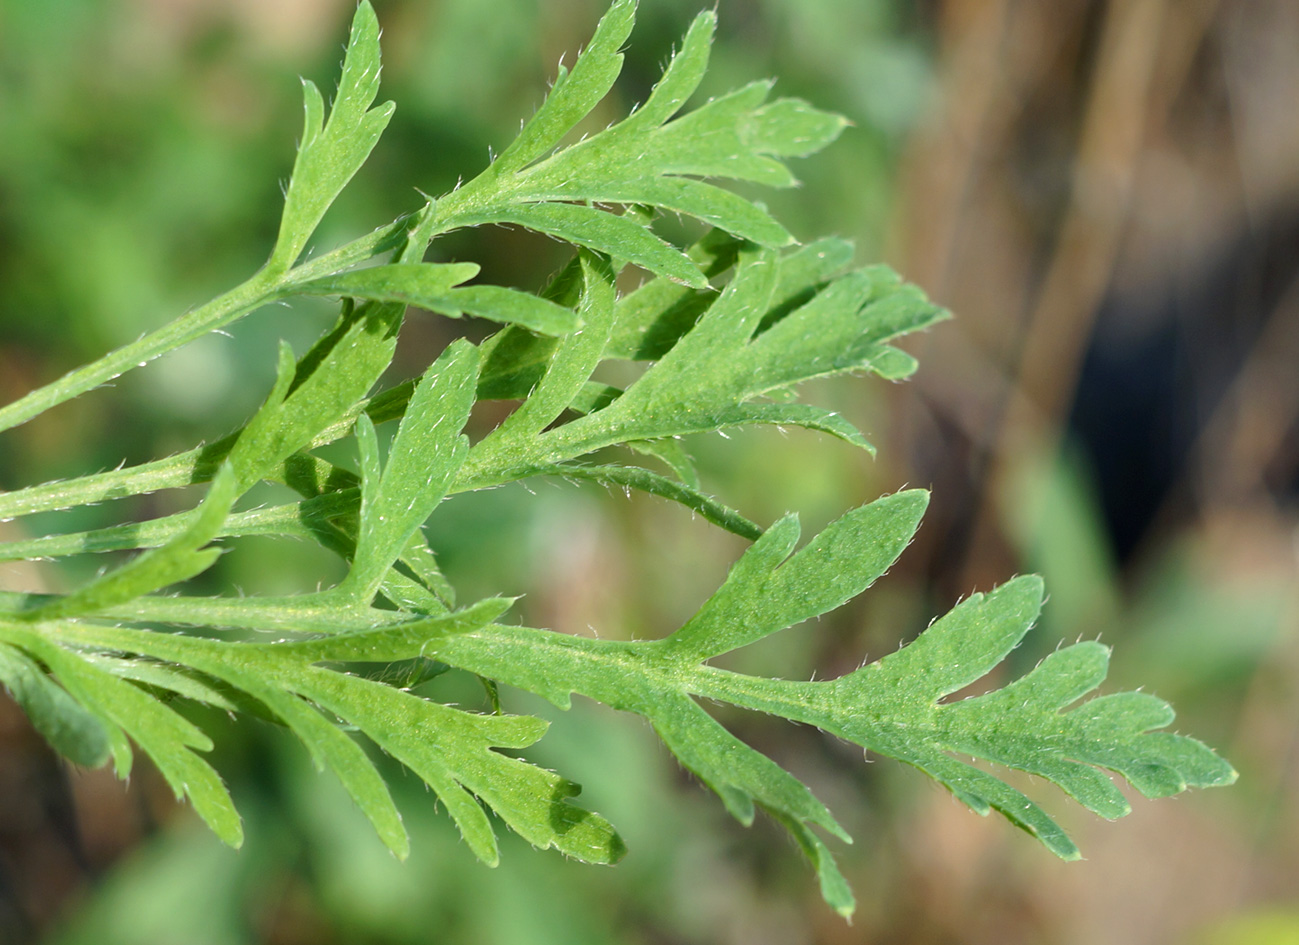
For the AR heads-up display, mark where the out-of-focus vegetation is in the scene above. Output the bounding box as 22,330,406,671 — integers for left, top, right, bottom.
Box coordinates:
0,1,1295,943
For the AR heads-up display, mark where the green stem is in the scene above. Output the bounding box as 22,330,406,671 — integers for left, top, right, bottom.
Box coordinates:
0,419,373,521
0,449,211,520
0,271,277,435
0,489,359,561
0,587,381,631
0,217,412,438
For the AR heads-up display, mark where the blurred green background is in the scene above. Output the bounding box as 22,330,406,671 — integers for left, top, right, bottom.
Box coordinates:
1,0,1297,943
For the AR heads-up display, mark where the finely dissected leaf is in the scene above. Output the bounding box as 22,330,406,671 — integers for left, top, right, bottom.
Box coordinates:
686,535,1235,852
19,598,622,865
143,646,412,860
419,491,1234,915
0,0,1237,922
0,643,110,767
294,672,624,865
459,247,945,488
423,492,927,916
3,626,241,845
0,233,864,524
81,655,244,715
270,1,394,271
232,202,450,493
607,257,935,409
228,267,437,499
469,232,740,410
263,683,411,857
656,496,930,662
649,81,843,185
437,8,845,281
801,578,1239,848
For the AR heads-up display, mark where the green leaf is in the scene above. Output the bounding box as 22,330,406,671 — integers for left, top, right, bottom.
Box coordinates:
607,234,856,363
658,493,928,661
540,462,762,540
422,492,1233,915
708,403,874,450
617,10,714,133
420,494,924,910
488,0,636,176
5,627,241,845
340,340,477,601
294,264,582,336
0,643,110,767
226,297,402,491
647,81,844,186
574,253,943,434
435,6,844,279
743,576,1232,858
16,598,621,865
81,654,244,715
463,203,706,288
293,672,625,865
296,262,481,304
718,577,1237,855
172,651,411,860
474,253,615,453
270,1,394,271
539,177,792,248
416,286,581,335
0,0,1237,921
455,246,944,491
0,236,875,524
19,465,237,622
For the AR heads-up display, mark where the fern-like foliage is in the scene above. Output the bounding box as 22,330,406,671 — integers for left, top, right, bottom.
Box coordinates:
0,2,1234,918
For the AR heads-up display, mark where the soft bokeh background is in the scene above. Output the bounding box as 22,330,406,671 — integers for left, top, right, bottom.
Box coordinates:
2,0,1297,942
